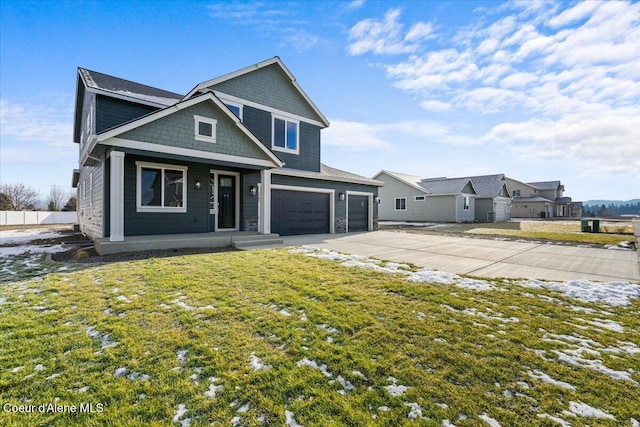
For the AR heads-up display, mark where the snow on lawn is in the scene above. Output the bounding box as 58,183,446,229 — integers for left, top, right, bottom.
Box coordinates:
536,333,639,385
290,246,640,307
249,353,271,371
568,401,616,420
519,279,640,307
528,369,576,391
0,244,65,257
0,228,67,245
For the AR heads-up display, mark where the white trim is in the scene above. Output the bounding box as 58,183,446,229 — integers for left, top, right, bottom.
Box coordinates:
414,195,426,202
83,86,174,109
208,170,217,215
346,191,374,232
109,151,125,242
194,115,217,143
213,91,325,128
271,168,383,187
136,161,188,213
260,170,271,234
394,197,407,211
91,92,283,167
183,57,330,127
271,114,299,154
217,96,244,121
271,184,335,234
212,170,240,231
104,137,277,168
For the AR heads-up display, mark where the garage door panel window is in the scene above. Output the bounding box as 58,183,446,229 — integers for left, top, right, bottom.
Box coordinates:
395,197,406,211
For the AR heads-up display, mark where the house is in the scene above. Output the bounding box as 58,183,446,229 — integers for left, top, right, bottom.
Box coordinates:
72,57,382,253
506,178,581,218
462,174,511,222
373,171,476,223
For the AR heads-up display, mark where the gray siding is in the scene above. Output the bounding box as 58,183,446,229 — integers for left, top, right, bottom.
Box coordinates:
119,102,272,162
78,157,105,239
376,172,427,221
211,64,323,123
242,106,320,172
117,154,259,236
271,174,379,233
96,95,158,133
454,194,475,222
475,198,494,222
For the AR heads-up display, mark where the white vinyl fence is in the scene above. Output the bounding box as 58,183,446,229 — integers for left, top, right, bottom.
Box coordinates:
0,211,77,226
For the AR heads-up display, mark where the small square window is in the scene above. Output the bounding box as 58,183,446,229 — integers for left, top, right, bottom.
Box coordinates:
194,115,217,143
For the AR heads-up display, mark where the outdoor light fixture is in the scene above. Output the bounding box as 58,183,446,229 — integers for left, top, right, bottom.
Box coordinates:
339,192,345,201
194,180,202,190
375,196,381,204
249,185,257,196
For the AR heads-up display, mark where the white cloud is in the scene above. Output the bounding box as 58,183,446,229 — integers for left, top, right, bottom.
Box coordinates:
345,0,365,10
349,1,640,175
0,99,73,147
322,120,391,151
347,9,433,56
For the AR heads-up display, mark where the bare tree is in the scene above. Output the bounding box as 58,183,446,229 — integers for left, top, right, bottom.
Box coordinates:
63,196,77,212
47,185,67,211
0,183,39,210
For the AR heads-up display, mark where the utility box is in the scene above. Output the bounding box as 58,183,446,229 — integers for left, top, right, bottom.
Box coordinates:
581,219,589,232
487,211,496,223
592,220,600,233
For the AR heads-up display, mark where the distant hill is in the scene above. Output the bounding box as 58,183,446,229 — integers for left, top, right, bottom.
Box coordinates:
583,199,640,207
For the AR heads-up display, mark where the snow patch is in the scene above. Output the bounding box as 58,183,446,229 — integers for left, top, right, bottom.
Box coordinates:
385,376,408,397
249,353,270,371
478,413,502,426
404,402,425,420
568,401,615,420
518,279,640,307
203,377,223,399
528,370,576,390
297,358,332,378
173,404,191,426
537,414,571,426
285,410,305,427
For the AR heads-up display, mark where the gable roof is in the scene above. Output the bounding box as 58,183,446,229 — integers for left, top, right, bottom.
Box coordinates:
373,171,476,195
373,170,426,192
528,180,563,191
183,57,330,128
448,174,508,198
419,177,477,195
92,91,282,167
78,68,183,107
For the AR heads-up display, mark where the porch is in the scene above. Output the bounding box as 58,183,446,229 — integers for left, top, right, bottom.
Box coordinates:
94,231,283,255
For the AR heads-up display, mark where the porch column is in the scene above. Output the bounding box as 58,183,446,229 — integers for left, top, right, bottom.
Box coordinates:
260,169,271,234
109,151,125,242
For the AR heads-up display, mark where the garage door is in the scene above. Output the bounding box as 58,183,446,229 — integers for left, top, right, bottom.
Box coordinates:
348,195,369,232
271,190,330,236
495,201,508,221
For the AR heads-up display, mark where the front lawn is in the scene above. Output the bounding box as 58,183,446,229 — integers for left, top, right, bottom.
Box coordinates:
1,249,639,426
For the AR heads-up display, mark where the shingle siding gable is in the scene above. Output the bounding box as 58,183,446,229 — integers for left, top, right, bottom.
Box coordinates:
96,95,158,134
210,64,323,123
117,102,272,162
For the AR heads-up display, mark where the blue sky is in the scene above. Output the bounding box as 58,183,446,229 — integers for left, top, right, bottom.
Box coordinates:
1,0,638,204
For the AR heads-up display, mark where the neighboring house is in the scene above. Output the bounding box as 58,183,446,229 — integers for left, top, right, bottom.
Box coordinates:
505,178,581,218
373,171,476,223
461,174,511,222
72,57,382,251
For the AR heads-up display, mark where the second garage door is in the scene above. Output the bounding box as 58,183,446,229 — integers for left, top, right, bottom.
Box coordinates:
271,189,330,236
348,195,369,232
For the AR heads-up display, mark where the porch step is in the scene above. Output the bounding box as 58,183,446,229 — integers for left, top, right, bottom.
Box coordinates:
231,234,283,250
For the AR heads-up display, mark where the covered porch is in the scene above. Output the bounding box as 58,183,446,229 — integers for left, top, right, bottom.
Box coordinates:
94,231,283,255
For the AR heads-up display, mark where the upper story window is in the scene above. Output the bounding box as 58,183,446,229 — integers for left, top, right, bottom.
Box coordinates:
194,115,216,143
272,115,299,154
225,102,243,120
512,189,521,197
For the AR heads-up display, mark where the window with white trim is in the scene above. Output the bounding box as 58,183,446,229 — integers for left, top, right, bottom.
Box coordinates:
512,189,520,197
194,115,217,143
463,195,470,210
225,102,243,120
136,162,187,212
414,196,426,201
272,115,298,153
395,197,406,211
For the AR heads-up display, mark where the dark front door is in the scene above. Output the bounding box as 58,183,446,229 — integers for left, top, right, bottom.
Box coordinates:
217,174,236,229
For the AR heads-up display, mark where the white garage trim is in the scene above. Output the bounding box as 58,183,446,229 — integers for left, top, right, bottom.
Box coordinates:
271,184,335,234
346,191,374,232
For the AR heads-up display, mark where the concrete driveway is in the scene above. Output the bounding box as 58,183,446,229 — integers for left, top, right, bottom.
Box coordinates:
282,231,640,283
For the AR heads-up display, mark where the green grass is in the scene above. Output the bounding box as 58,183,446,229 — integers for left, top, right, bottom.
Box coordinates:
1,249,639,426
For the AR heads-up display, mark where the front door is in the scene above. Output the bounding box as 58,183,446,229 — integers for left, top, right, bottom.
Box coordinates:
217,173,237,230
